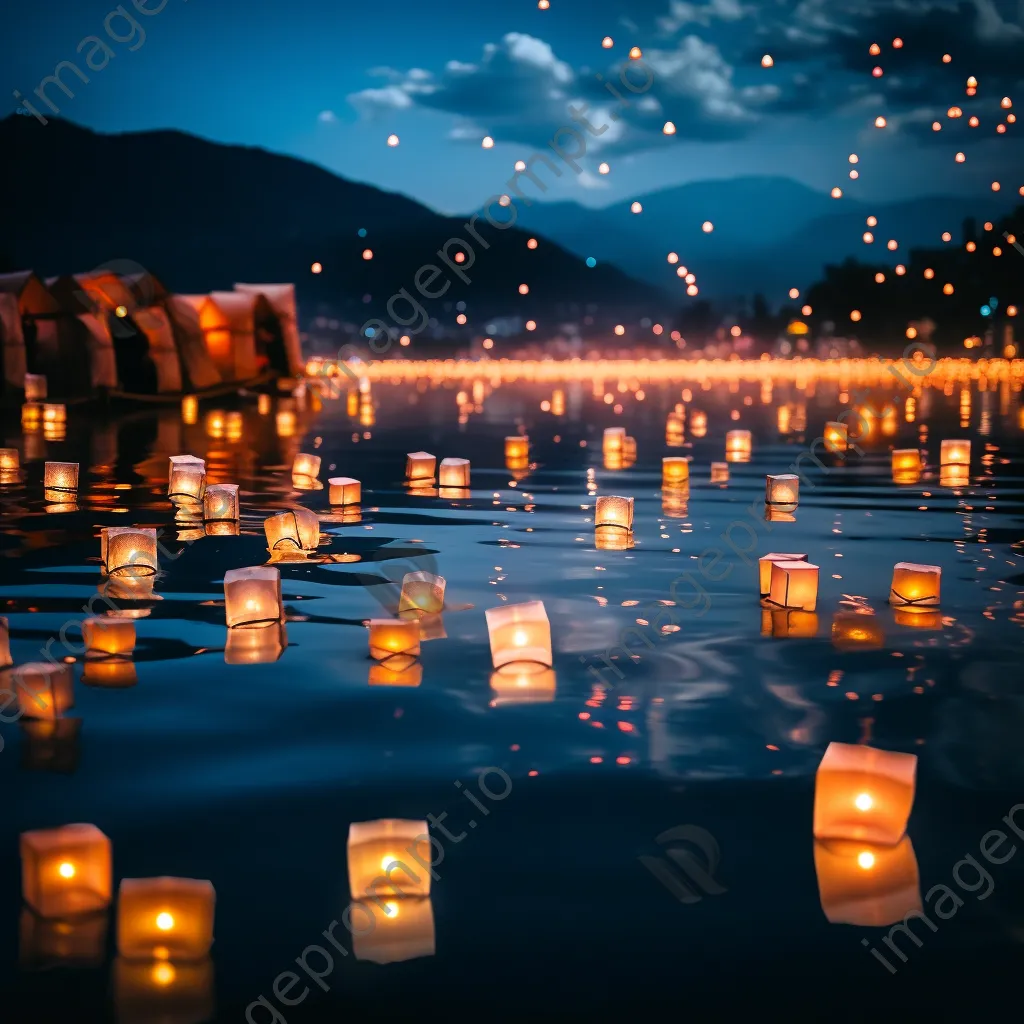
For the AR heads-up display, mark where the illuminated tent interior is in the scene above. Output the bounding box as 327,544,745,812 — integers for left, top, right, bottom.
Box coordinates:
0,291,26,392
233,283,303,377
208,291,260,382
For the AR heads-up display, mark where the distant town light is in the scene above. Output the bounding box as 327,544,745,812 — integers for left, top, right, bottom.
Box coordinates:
362,249,373,260
527,238,538,249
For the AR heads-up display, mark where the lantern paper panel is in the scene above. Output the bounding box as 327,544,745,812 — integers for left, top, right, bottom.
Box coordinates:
82,617,136,659
758,552,808,598
438,458,470,487
595,526,635,550
725,430,752,462
405,452,437,482
22,402,41,427
276,410,296,437
595,495,634,530
105,528,159,578
0,448,19,471
367,619,421,661
813,741,917,845
504,437,529,462
44,462,79,492
832,613,885,650
203,485,240,522
889,562,941,607
485,600,552,669
368,661,424,687
264,507,320,552
82,659,138,688
292,453,321,480
117,877,216,960
20,823,112,918
768,560,819,612
490,666,557,705
113,956,215,1024
940,439,971,467
24,373,47,401
662,457,689,486
814,837,921,927
1,614,10,668
765,474,799,509
167,456,206,502
891,449,922,474
351,897,435,965
43,403,66,425
328,477,361,506
823,422,848,453
20,717,82,773
13,663,75,720
347,819,431,900
224,566,282,628
20,907,108,970
398,573,446,616
224,621,287,665
710,462,729,483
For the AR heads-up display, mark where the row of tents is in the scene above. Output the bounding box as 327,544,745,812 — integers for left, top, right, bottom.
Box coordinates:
0,270,304,399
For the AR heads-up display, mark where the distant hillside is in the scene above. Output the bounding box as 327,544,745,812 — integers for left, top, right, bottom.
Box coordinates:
0,116,663,335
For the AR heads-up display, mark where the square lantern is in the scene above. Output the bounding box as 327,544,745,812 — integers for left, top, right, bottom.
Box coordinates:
623,436,637,461
20,718,82,773
814,836,921,927
82,617,136,659
264,507,320,552
20,823,112,918
352,897,435,965
438,458,470,487
105,528,158,578
662,457,689,486
1,614,10,668
24,373,47,401
725,429,752,463
765,474,799,510
505,437,530,463
44,462,79,492
602,427,626,453
20,907,107,970
328,477,361,506
940,439,971,467
203,484,240,523
813,742,917,845
758,552,808,600
595,525,635,550
490,665,557,705
405,452,437,483
113,956,214,1024
225,621,287,665
485,600,552,669
168,456,206,502
595,495,634,530
831,613,885,650
0,448,19,471
768,560,819,612
223,566,282,628
181,394,199,425
398,572,446,616
292,452,321,481
82,660,138,688
367,619,421,661
347,819,431,900
603,450,624,471
368,660,424,687
258,393,272,415
12,663,75,720
891,449,922,475
689,411,708,438
823,422,848,453
22,402,42,428
42,403,66,426
710,462,729,483
889,562,941,608
939,465,969,488
117,877,216,960
276,410,296,437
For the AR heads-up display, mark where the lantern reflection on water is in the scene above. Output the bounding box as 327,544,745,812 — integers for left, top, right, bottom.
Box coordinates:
368,659,424,687
894,607,943,629
347,819,431,899
42,403,66,426
203,484,240,522
24,373,47,401
368,619,421,661
20,906,107,969
490,665,557,704
814,741,917,845
44,462,79,492
767,560,819,612
398,573,446,616
765,474,799,510
662,457,689,486
405,451,437,483
832,613,885,650
438,458,470,487
595,495,634,530
181,395,198,425
292,452,321,480
22,402,41,428
225,621,287,665
117,877,216,960
889,562,941,608
940,438,971,466
264,507,320,552
939,464,969,488
113,955,215,1024
710,462,729,483
105,528,158,577
823,422,848,453
690,411,708,437
82,659,138,688
328,477,361,505
661,488,689,518
12,663,75,720
603,427,626,453
351,897,435,965
758,553,808,599
82,617,136,659
20,823,112,918
814,836,921,927
223,566,282,628
20,717,81,773
167,456,206,502
485,600,552,669
595,525,635,550
761,609,819,638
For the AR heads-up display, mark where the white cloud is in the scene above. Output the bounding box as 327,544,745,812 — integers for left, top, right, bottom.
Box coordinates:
658,0,747,35
317,110,337,123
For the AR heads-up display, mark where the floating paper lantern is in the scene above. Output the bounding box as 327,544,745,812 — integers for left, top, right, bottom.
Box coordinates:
167,456,206,502
832,613,885,650
405,451,437,483
12,663,75,720
940,439,970,467
82,659,138,688
603,450,624,471
113,956,214,1024
758,552,808,598
258,393,272,415
223,566,282,628
662,457,689,486
889,562,940,608
939,465,969,488
368,659,424,687
105,528,158,578
398,572,446,615
623,436,637,460
352,897,435,964
224,621,287,665
368,618,421,661
1,614,10,667
504,437,529,462
292,452,321,480
264,507,320,552
438,458,470,487
823,422,848,453
0,447,19,472
19,905,107,969
762,609,819,638
725,429,752,463
42,403,66,426
203,484,240,522
20,823,112,918
595,525,635,550
24,373,47,401
82,617,136,659
181,395,198,425
814,836,921,927
690,411,708,438
891,449,922,474
765,474,799,510
490,665,557,704
22,402,41,428
276,410,296,437
44,462,79,492
595,495,634,530
204,410,227,439
347,820,431,900
768,560,819,612
710,462,729,483
328,477,361,505
813,741,917,845
603,427,626,453
117,877,216,960
485,600,552,669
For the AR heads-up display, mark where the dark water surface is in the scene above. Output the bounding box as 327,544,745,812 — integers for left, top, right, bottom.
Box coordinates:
3,373,1024,1021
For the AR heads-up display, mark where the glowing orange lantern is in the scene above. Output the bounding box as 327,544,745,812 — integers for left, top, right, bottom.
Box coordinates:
690,411,708,437
504,437,529,462
758,552,807,599
347,819,432,899
662,457,689,486
891,449,922,484
22,402,41,428
823,422,848,453
24,373,47,401
398,572,446,616
20,823,112,918
105,528,158,578
367,618,421,661
82,617,136,659
889,562,940,608
405,451,437,483
725,429,752,462
490,665,557,704
485,600,551,669
117,877,216,960
814,836,921,926
438,458,470,487
813,741,917,845
223,566,282,628
768,560,819,612
202,484,239,522
181,394,199,425
258,393,272,415
765,474,799,510
42,403,66,426
603,427,626,453
940,439,970,467
292,452,321,481
351,896,435,964
44,462,79,492
710,462,729,483
595,495,634,530
264,507,320,552
328,477,361,505
224,621,287,665
12,663,74,720
113,956,214,1024
0,447,18,472
831,613,885,650
276,410,296,437
167,456,206,502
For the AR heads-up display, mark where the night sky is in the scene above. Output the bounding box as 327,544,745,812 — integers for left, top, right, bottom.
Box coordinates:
4,0,1023,214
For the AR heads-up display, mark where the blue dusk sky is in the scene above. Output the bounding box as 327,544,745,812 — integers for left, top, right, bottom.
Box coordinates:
4,0,1023,214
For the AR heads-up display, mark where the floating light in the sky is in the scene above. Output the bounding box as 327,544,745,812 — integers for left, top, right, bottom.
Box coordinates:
614,325,625,336
849,169,859,179
875,272,885,283
538,0,549,9
519,283,529,295
362,249,373,260
955,152,965,163
1001,96,1012,108
789,288,800,299
969,116,979,127
866,215,877,227
686,284,699,296
997,124,1007,133
456,313,467,325
525,320,536,331
631,201,643,213
684,273,695,284
702,221,714,233
948,106,962,118
967,75,977,88
598,162,610,174
869,42,880,55
872,67,883,78
892,37,903,48
924,268,934,279
515,160,526,171
943,283,954,295
850,310,862,322
887,239,898,250
942,53,951,63
387,134,400,147
802,304,812,315
667,252,679,264
932,121,941,131
895,264,906,275
482,136,494,148
831,187,843,198
629,46,642,59
849,154,859,164
941,231,951,242
482,338,494,349
992,181,1001,191
527,238,538,249
602,36,614,48
875,116,887,128
311,262,322,274
761,54,774,67
863,232,874,243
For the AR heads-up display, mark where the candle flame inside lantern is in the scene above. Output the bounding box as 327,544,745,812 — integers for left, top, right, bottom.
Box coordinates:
940,439,970,467
662,457,689,486
203,484,240,522
292,453,321,480
504,437,529,462
889,562,941,608
20,823,112,918
367,618,422,661
168,455,207,502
